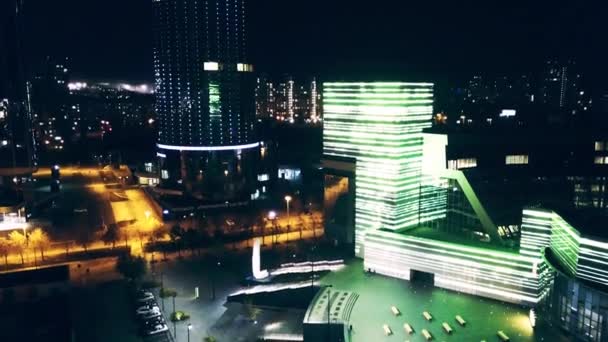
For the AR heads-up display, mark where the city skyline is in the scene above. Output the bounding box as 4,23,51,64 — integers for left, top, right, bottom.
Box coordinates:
23,0,608,89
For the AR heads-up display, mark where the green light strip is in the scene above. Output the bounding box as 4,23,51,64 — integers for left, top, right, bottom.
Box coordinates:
364,229,548,306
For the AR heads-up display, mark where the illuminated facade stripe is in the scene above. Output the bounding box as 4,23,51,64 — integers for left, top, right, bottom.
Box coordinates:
157,142,260,151
364,229,552,306
524,208,608,287
322,82,434,256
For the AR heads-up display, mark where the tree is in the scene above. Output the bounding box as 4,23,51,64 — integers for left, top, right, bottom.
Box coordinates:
299,215,306,240
152,228,167,260
183,228,200,255
170,224,184,256
115,254,146,281
8,231,26,264
0,237,12,268
76,229,95,253
203,336,217,342
255,214,267,245
101,223,119,249
29,228,51,260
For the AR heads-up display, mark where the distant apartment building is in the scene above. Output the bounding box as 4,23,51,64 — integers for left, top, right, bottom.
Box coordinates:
255,75,321,124
540,59,591,116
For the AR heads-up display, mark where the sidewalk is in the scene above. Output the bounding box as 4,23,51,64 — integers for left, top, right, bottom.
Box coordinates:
1,226,324,273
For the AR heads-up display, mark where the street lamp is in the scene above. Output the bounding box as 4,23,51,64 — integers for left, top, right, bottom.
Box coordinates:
326,284,333,342
187,323,192,342
267,211,276,246
284,195,292,242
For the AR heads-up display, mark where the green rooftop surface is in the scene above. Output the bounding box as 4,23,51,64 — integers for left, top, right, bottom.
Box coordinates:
398,226,519,254
320,259,568,342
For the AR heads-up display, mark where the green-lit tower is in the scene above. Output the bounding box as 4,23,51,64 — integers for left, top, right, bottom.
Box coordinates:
322,82,434,256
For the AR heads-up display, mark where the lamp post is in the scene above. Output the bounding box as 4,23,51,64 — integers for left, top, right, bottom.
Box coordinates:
310,245,316,292
187,323,192,342
160,272,165,310
172,294,176,337
284,196,292,242
211,260,221,300
267,211,276,246
326,284,333,342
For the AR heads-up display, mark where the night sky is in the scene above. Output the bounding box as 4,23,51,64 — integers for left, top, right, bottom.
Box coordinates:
24,0,607,88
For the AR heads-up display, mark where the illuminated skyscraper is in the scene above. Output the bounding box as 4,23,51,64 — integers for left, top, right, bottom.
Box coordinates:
322,82,434,255
0,0,36,180
152,0,257,199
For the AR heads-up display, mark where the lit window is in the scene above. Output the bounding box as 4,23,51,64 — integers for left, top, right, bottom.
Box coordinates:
204,62,219,71
594,156,608,165
595,141,607,152
447,158,477,170
161,170,169,179
237,63,253,72
505,155,528,165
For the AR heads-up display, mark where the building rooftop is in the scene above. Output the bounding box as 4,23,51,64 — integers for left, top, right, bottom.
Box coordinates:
303,287,358,324
401,226,518,253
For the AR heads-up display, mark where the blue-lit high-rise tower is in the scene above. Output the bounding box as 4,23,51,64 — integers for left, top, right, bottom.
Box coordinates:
152,0,257,200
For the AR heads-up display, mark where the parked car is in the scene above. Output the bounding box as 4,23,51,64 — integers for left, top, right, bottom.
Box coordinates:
146,323,169,335
136,291,155,302
140,316,165,328
136,305,160,315
140,310,162,320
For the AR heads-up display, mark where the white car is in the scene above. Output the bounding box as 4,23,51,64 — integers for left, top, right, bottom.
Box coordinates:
141,310,161,320
146,324,169,335
136,305,160,315
136,291,155,302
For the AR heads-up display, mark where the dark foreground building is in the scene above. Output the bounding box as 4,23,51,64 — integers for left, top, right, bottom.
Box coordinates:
0,0,36,230
153,0,257,202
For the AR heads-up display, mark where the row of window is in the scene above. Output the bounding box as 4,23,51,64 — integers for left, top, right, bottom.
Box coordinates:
447,155,529,169
203,62,253,72
595,156,608,165
594,141,608,152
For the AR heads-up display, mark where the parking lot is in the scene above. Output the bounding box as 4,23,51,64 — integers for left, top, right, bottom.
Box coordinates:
133,289,175,342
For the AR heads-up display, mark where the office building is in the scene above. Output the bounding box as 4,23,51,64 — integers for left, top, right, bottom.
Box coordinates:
525,208,608,342
152,0,257,201
321,82,435,255
321,80,608,315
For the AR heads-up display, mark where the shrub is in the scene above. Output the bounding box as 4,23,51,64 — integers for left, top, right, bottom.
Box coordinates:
170,310,190,322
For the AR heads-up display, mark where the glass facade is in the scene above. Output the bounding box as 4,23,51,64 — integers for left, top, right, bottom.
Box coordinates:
543,264,608,342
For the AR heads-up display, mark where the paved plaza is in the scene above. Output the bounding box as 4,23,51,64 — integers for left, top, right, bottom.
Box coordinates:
149,247,571,342
319,259,568,342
